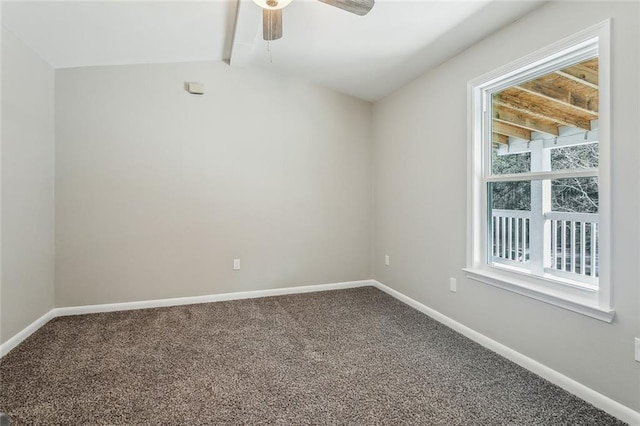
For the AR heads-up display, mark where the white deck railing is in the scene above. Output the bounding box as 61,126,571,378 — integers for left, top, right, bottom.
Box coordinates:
546,211,598,277
491,209,598,279
491,209,531,263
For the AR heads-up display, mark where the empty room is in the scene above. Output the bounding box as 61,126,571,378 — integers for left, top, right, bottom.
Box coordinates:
1,0,639,424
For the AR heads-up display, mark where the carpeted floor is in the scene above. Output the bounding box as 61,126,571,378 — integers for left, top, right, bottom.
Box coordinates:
0,287,626,425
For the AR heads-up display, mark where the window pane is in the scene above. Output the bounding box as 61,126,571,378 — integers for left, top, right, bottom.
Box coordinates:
551,143,598,171
551,176,598,213
488,182,532,266
490,57,598,177
489,181,531,211
491,149,530,175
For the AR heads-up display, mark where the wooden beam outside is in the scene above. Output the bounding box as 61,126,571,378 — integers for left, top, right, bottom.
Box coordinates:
493,106,559,136
555,70,599,90
493,133,509,145
493,93,592,131
516,80,598,115
492,120,532,141
559,63,598,87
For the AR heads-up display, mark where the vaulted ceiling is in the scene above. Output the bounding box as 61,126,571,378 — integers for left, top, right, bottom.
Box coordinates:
1,0,546,101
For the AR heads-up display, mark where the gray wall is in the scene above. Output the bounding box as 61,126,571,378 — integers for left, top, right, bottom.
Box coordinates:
373,1,639,412
1,27,56,343
55,61,372,307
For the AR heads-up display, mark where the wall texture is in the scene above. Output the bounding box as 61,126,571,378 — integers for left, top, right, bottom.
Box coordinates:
1,28,56,344
55,61,372,307
373,1,639,412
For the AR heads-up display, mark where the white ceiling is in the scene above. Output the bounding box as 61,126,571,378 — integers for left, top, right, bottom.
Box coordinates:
1,1,237,68
1,0,545,101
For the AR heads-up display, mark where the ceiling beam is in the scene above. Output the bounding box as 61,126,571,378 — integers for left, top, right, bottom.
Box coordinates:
493,94,592,131
554,70,599,90
492,120,532,141
558,63,598,88
493,133,509,145
493,106,559,136
515,80,598,115
229,0,261,67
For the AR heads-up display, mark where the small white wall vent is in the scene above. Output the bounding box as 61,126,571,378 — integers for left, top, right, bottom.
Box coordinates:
186,82,204,95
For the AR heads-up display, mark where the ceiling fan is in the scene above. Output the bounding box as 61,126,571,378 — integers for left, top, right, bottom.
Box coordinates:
251,0,375,40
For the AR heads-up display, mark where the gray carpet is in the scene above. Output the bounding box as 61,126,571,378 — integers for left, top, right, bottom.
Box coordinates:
0,287,626,425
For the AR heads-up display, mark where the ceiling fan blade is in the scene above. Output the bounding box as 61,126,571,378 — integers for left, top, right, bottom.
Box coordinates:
317,0,374,16
263,8,283,41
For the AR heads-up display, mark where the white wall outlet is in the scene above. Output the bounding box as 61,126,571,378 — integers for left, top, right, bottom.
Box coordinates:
449,277,457,293
233,259,240,271
635,337,640,362
384,255,390,266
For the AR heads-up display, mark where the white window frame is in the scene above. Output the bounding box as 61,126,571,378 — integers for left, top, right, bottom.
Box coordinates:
465,21,613,323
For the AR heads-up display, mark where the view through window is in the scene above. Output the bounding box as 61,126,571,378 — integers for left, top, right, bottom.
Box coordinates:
488,57,599,287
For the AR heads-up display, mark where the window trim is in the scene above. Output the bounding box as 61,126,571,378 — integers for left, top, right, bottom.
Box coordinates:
466,20,613,322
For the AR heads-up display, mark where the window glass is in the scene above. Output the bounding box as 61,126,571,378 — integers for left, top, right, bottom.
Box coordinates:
491,150,530,175
551,176,598,213
551,144,598,171
489,181,531,211
485,56,599,287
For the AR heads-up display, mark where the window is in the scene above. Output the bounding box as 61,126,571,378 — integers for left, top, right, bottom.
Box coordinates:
466,22,613,322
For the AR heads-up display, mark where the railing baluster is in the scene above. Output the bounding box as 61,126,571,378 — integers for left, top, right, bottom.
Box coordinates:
512,217,516,260
561,220,566,271
551,219,557,269
492,216,496,257
507,217,513,260
522,219,531,262
570,221,576,273
501,216,506,259
496,216,500,258
505,216,509,260
590,222,597,277
515,218,520,261
498,216,501,257
557,220,562,271
580,221,586,275
498,216,501,258
491,215,496,256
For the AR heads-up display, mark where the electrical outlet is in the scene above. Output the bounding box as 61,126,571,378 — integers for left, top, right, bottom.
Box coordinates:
233,259,240,271
449,277,457,293
384,255,390,267
635,337,640,362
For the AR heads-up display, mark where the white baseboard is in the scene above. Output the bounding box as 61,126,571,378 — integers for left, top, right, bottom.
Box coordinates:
53,279,374,317
0,279,374,356
371,280,640,426
2,278,637,424
0,310,56,357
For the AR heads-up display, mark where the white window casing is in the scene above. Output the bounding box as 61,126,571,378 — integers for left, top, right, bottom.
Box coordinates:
465,21,613,323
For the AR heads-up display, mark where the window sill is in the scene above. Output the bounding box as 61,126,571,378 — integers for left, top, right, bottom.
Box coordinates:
463,268,614,323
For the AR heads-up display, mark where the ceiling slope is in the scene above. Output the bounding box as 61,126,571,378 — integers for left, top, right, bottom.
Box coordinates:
231,0,547,101
1,1,237,68
2,0,545,101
